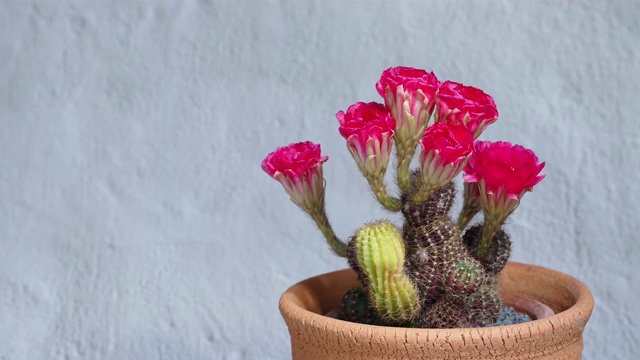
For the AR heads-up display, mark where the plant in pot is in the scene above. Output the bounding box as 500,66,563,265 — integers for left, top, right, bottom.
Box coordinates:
262,67,593,359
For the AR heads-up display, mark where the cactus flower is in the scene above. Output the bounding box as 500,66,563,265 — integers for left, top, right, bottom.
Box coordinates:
261,141,328,211
463,141,545,257
420,123,474,187
376,66,439,192
336,102,401,211
463,141,545,206
376,66,439,145
336,102,396,178
414,123,473,203
435,81,498,139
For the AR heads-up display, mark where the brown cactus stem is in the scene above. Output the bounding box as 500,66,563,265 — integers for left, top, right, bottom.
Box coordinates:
365,174,401,212
308,205,348,258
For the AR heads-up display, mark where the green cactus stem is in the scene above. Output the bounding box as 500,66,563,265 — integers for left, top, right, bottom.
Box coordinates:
307,205,347,258
455,183,482,231
363,173,401,212
395,142,419,194
456,198,482,231
353,221,421,323
472,213,503,259
411,182,438,205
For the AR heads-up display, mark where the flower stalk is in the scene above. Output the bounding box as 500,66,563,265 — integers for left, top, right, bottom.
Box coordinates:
376,67,439,193
364,173,402,211
336,102,401,211
456,182,482,230
463,141,546,257
396,142,417,193
307,201,347,257
261,141,348,257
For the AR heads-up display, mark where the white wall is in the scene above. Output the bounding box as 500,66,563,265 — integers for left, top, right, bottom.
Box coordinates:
1,1,638,359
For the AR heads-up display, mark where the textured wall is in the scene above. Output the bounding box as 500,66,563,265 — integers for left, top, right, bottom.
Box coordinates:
1,1,638,359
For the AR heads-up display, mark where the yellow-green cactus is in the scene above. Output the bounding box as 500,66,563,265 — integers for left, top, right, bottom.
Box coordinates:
353,221,421,323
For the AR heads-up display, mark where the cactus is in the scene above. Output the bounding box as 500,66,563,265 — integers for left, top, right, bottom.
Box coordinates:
343,182,510,327
401,181,456,227
403,218,456,250
341,288,378,324
418,294,469,329
264,66,545,329
445,257,485,296
348,221,421,324
462,224,512,274
405,247,443,305
396,184,505,328
462,275,502,327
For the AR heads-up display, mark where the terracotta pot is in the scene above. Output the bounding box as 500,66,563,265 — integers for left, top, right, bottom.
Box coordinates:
279,262,593,359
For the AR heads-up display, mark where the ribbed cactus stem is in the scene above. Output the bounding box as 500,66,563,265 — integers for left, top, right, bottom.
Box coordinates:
445,257,485,295
355,221,420,323
463,224,512,273
309,208,347,258
364,174,401,212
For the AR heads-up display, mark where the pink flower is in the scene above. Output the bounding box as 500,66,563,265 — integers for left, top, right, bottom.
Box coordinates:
376,67,439,145
262,141,328,210
435,81,499,139
418,122,474,192
336,102,396,177
463,141,545,220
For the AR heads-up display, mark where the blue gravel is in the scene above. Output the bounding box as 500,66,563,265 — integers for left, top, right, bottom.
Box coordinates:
489,306,532,326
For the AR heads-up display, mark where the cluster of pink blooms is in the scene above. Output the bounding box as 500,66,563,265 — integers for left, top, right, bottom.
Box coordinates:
262,66,545,223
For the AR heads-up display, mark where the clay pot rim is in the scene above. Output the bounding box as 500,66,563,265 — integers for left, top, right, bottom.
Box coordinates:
279,261,594,335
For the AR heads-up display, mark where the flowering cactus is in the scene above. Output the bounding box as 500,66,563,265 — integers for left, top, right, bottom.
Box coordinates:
262,141,347,257
336,102,399,211
376,67,439,192
461,141,546,258
262,66,545,328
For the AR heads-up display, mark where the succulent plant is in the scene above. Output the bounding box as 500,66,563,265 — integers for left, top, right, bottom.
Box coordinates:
262,66,545,328
348,221,421,323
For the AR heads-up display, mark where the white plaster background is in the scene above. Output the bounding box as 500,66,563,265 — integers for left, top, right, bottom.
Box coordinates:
0,0,638,359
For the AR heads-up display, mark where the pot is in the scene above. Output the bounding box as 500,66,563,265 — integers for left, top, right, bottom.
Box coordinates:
279,262,593,359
